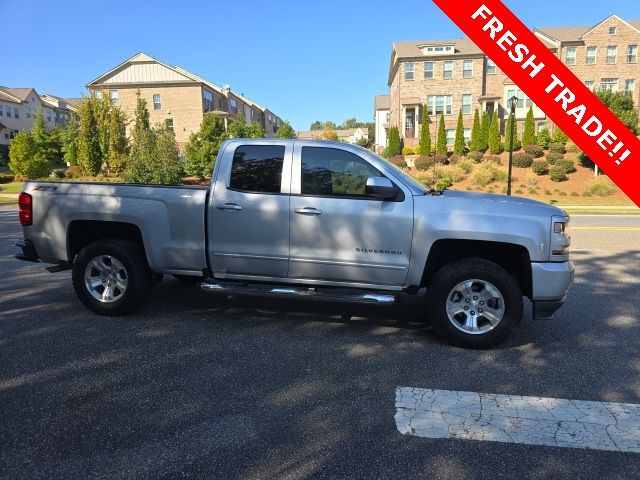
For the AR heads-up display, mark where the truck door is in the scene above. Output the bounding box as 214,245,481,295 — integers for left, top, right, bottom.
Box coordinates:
288,144,413,286
208,141,292,279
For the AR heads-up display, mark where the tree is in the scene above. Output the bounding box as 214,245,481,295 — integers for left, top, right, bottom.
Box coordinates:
418,106,431,155
470,109,482,151
310,121,324,131
436,115,447,154
133,91,150,136
9,131,52,179
597,90,639,134
275,121,297,139
246,121,266,138
454,110,465,155
95,91,113,161
552,128,569,144
522,106,536,146
62,114,79,166
151,124,183,184
77,96,102,175
480,111,490,151
536,127,551,149
107,107,128,174
385,126,402,157
31,112,59,163
504,111,520,152
124,128,156,184
340,117,359,129
184,113,226,178
488,112,502,154
315,125,339,141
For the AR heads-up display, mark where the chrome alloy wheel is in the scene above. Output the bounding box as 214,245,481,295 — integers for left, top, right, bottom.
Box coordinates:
84,255,128,303
445,279,506,334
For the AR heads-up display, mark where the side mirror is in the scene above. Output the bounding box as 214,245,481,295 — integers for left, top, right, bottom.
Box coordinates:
365,176,398,200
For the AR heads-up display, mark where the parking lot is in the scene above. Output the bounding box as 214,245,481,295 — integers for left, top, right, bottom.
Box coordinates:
1,206,640,479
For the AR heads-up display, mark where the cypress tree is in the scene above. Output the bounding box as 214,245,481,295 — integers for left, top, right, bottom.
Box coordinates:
387,126,402,157
470,108,482,151
77,97,102,175
418,106,431,155
453,110,465,155
522,106,536,146
488,112,502,154
436,115,447,154
505,111,520,152
481,111,490,151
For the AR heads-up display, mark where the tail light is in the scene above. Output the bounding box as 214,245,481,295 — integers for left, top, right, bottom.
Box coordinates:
18,192,32,226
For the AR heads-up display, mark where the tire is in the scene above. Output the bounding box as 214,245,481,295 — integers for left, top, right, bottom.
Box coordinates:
425,258,523,349
72,238,153,316
172,274,203,283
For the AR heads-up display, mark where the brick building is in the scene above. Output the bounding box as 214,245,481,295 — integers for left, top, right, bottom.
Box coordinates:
383,15,640,148
87,53,283,146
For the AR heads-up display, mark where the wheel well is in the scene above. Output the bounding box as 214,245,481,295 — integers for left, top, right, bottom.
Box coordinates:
67,221,146,263
421,239,532,298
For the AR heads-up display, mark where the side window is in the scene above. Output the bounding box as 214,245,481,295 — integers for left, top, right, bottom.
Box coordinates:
301,147,380,197
229,145,285,193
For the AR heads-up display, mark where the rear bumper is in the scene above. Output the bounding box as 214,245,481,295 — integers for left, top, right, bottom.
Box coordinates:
15,239,40,263
531,261,574,320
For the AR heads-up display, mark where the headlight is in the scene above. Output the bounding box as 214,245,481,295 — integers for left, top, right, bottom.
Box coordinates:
551,216,571,258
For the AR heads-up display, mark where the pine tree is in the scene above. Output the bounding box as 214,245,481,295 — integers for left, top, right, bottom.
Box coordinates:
481,111,490,151
536,127,551,149
133,91,151,140
77,97,102,175
436,115,447,154
418,106,431,155
522,106,536,146
31,112,55,161
504,111,520,152
96,92,112,161
62,114,79,166
470,109,482,151
151,124,183,184
453,110,465,155
488,112,502,154
107,107,128,174
386,126,402,157
184,113,227,178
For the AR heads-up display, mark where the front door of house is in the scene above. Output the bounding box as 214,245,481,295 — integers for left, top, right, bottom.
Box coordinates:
405,110,415,138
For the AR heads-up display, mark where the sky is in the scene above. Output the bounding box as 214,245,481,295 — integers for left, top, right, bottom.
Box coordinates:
4,0,640,131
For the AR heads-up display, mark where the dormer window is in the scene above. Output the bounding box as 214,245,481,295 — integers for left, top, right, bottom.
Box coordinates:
609,26,617,35
419,44,455,56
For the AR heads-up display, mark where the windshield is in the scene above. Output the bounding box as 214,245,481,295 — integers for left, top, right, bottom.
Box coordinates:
363,150,428,194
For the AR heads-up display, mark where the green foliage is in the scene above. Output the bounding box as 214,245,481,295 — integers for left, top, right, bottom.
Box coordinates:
275,121,297,139
414,156,433,171
522,107,536,147
454,110,465,155
532,159,549,175
504,112,520,152
125,123,182,184
524,144,544,158
471,162,505,186
470,109,483,151
184,113,227,178
9,131,53,179
418,106,431,156
596,90,639,134
402,146,414,156
77,96,103,175
546,152,564,164
584,177,615,197
480,111,490,151
133,91,150,135
578,151,594,168
556,158,576,173
124,128,156,184
512,153,533,168
536,127,551,149
550,164,568,182
64,165,84,179
107,108,128,174
386,126,402,157
551,128,569,144
488,112,502,154
548,142,566,154
467,150,484,163
436,115,447,154
95,92,113,161
62,114,79,166
455,158,475,174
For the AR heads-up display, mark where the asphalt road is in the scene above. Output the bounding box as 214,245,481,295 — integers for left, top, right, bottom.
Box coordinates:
1,208,640,480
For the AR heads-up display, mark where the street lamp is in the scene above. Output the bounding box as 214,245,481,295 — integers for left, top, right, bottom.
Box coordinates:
507,95,519,196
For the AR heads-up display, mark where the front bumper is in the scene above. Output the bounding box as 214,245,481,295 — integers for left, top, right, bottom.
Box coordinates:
531,261,575,320
15,239,40,263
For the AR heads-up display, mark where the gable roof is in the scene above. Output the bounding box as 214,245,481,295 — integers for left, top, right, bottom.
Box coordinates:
374,95,390,111
536,15,640,43
87,52,197,86
0,86,37,103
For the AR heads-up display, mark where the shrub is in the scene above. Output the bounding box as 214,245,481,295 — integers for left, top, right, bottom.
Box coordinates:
536,127,551,149
389,155,406,168
456,158,475,174
544,189,552,195
524,144,544,158
546,152,565,164
470,162,506,186
433,153,449,164
414,156,433,171
584,177,615,197
532,159,549,175
556,159,576,173
448,154,461,164
550,165,568,182
578,152,594,168
515,189,524,195
549,142,566,154
52,169,66,179
402,146,414,156
552,128,569,144
467,151,484,163
483,155,502,165
65,165,84,179
0,173,15,184
524,176,538,187
438,165,466,183
512,153,533,168
567,143,580,154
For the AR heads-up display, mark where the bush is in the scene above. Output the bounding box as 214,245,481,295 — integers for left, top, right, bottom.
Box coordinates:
0,173,15,184
433,153,448,164
532,159,549,175
52,169,66,179
550,165,568,182
402,146,414,156
414,156,433,171
584,177,615,197
448,154,461,164
470,162,506,186
546,152,564,164
483,155,502,165
556,159,576,173
64,165,84,179
512,153,533,168
438,165,466,183
536,127,551,149
567,143,580,154
467,151,484,163
388,155,407,168
578,152,594,168
524,176,538,187
456,158,475,174
524,144,544,158
549,142,566,154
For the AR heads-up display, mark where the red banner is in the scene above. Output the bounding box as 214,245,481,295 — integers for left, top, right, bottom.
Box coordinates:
432,0,640,207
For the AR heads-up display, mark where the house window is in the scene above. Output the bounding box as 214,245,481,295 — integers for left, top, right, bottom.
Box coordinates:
463,59,473,78
5,106,11,117
230,98,237,114
165,118,174,130
565,47,576,65
586,46,597,64
424,62,434,79
600,78,618,92
506,89,526,108
46,110,52,122
625,79,635,97
109,90,118,105
461,94,472,114
609,26,617,35
445,129,455,146
464,128,471,143
13,108,19,118
385,112,390,123
537,122,547,132
0,106,2,117
203,90,214,112
607,46,617,64
443,61,453,79
585,80,595,91
153,94,161,110
628,45,638,63
426,95,453,115
486,58,497,75
25,107,31,118
405,62,414,80
95,91,103,100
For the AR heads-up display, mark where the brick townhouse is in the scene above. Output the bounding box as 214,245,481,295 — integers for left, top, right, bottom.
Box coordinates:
377,14,640,149
87,53,283,147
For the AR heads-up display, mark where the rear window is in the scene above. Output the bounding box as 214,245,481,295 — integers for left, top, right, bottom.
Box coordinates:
229,145,285,193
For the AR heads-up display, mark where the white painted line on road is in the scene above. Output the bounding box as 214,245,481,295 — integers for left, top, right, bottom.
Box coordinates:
395,387,640,453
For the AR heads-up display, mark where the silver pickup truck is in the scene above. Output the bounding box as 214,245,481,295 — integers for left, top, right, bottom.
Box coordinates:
16,139,574,348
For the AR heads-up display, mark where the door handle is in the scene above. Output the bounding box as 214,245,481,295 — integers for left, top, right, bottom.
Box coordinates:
294,207,322,216
216,203,243,211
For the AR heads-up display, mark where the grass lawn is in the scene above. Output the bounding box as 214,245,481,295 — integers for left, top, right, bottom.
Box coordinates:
0,182,23,194
0,197,17,206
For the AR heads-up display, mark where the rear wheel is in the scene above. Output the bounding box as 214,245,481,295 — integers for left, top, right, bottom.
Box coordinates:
72,239,152,316
425,258,523,349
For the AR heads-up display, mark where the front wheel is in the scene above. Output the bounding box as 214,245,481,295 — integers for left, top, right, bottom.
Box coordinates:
72,239,153,316
425,258,523,349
